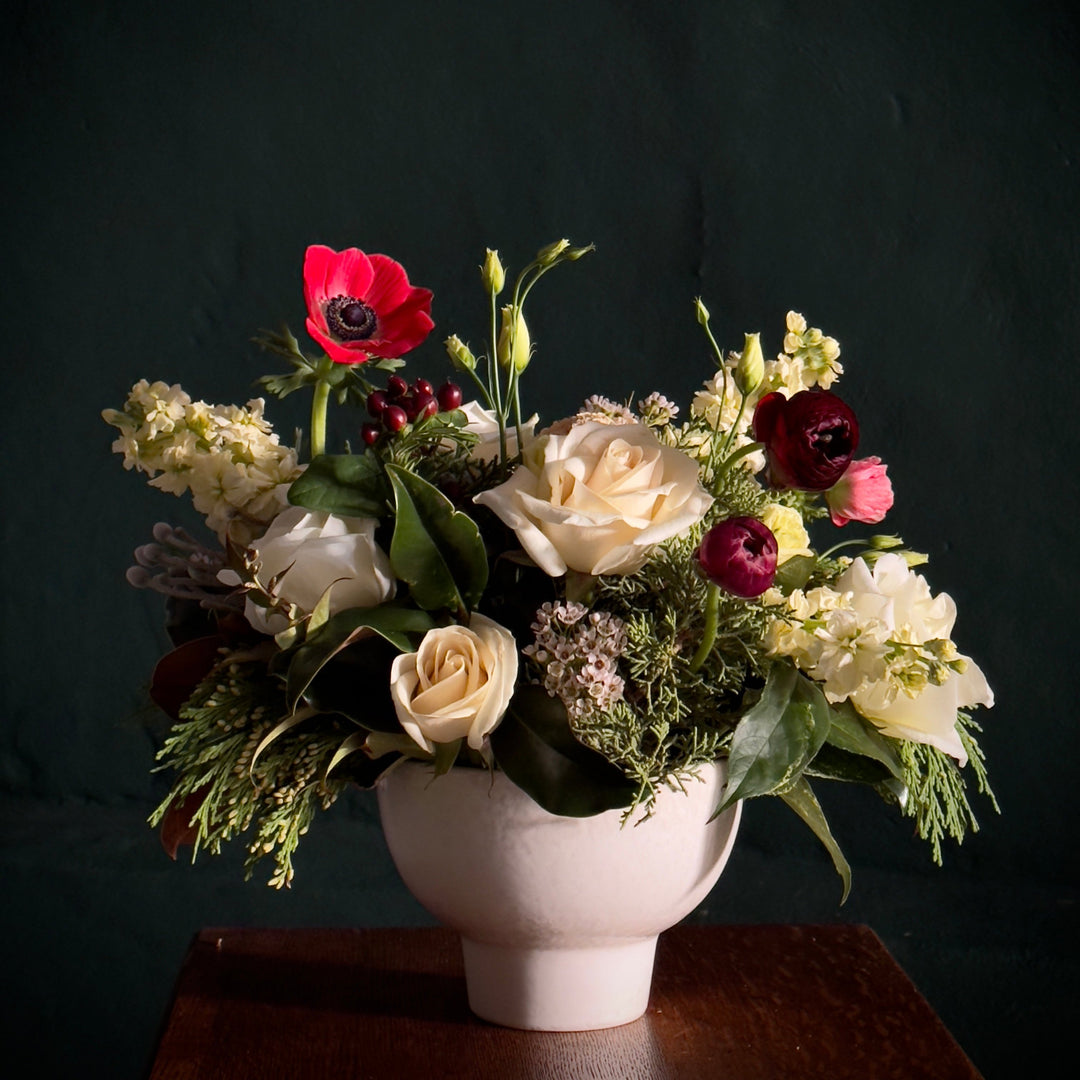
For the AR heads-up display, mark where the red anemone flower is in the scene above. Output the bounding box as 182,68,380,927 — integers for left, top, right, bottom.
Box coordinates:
303,245,434,365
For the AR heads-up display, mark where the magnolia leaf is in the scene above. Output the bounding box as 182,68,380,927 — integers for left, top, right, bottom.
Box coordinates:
249,709,314,775
717,664,832,813
325,732,370,779
386,464,489,613
159,785,211,859
288,451,390,518
824,700,904,779
286,605,436,714
324,733,402,788
150,635,225,721
781,776,852,904
489,686,637,817
773,554,817,594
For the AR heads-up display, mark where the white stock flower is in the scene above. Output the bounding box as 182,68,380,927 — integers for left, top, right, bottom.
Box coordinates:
766,555,993,763
459,400,538,463
474,421,713,577
390,613,519,752
835,555,993,763
238,506,395,635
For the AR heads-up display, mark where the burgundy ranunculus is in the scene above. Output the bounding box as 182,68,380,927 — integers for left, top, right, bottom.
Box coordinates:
303,245,434,365
697,516,778,598
753,389,860,491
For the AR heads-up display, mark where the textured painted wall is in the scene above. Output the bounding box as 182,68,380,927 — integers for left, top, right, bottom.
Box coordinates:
2,1,1076,1076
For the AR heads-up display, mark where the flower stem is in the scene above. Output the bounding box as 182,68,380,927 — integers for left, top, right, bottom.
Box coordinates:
689,583,721,672
309,357,334,460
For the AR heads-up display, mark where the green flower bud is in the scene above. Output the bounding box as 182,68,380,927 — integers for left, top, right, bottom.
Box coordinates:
869,535,904,550
481,249,505,295
497,306,531,373
563,243,595,261
902,550,930,568
444,334,477,372
694,297,711,327
536,239,570,266
734,332,764,395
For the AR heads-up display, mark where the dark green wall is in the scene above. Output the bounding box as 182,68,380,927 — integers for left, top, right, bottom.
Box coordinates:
2,1,1076,1076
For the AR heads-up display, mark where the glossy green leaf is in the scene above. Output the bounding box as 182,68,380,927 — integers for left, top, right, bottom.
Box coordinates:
805,745,896,785
717,663,832,813
824,700,904,779
489,686,637,817
772,554,817,593
286,605,435,716
287,451,390,518
781,776,852,903
386,464,489,613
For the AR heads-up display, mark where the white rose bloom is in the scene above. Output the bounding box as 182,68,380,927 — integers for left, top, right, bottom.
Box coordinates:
459,401,538,463
238,506,395,635
835,555,994,763
474,421,713,577
390,613,519,752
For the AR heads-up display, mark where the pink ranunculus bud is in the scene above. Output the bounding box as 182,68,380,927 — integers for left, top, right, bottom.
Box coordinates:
697,516,778,599
753,389,859,491
826,456,894,527
302,245,434,365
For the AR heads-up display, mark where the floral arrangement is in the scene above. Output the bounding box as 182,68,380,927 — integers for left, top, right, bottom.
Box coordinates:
104,238,995,898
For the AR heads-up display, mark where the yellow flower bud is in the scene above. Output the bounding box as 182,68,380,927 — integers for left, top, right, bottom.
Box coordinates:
444,334,477,371
497,306,531,373
694,297,710,326
735,332,764,395
481,249,505,295
536,239,569,266
563,243,595,261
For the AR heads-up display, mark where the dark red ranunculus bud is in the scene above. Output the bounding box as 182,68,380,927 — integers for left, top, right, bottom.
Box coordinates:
753,389,859,491
697,516,778,598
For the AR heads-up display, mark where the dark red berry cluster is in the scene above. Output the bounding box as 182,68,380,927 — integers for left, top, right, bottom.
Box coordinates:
362,375,463,445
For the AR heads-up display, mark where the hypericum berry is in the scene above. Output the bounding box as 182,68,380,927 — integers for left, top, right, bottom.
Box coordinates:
367,390,389,418
382,404,408,433
437,381,463,412
361,422,382,446
387,374,409,399
414,392,438,421
412,377,435,397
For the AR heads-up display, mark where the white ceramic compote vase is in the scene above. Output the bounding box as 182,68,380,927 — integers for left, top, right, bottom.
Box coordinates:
377,760,741,1031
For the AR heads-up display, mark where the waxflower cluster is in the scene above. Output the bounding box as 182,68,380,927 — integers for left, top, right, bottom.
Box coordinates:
105,237,995,895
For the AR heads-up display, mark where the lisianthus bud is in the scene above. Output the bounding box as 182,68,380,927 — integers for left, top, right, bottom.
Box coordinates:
694,297,711,327
481,249,505,295
697,516,778,599
536,239,570,266
752,389,859,491
735,332,764,395
563,243,595,261
869,534,904,550
497,306,531,372
444,334,477,371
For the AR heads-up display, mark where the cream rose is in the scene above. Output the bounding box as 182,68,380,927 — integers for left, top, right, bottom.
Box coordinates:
390,614,519,752
474,421,713,576
459,400,538,463
836,554,994,763
236,506,395,634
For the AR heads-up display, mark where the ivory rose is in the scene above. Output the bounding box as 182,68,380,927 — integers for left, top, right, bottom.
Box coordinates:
474,421,713,577
236,506,395,634
390,614,519,752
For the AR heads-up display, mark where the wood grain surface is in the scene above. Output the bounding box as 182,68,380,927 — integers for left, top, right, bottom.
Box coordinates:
148,925,982,1079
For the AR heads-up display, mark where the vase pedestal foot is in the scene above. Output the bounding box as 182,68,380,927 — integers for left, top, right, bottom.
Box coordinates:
460,936,658,1031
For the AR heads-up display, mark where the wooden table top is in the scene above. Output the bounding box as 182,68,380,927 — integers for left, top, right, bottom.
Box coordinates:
148,924,982,1079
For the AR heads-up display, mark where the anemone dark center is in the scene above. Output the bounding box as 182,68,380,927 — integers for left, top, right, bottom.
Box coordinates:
325,295,378,341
